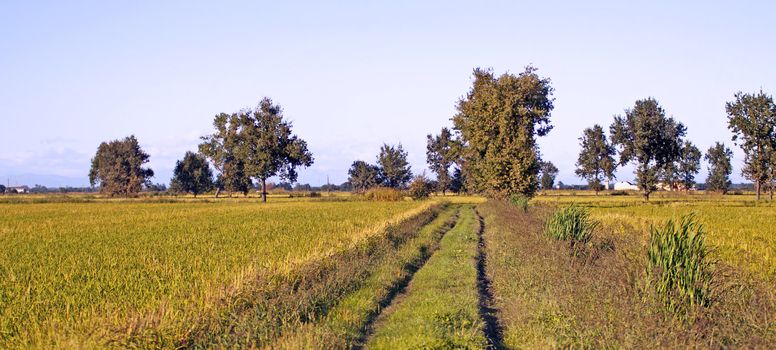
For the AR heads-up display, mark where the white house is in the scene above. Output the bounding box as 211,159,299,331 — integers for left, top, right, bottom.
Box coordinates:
6,186,29,194
613,181,639,191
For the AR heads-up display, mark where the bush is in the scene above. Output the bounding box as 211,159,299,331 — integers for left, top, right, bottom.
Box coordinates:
509,194,530,212
365,187,403,201
545,205,597,254
408,175,433,200
646,214,715,317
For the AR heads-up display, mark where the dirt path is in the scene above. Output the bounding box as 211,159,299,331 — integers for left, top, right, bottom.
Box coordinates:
475,208,505,349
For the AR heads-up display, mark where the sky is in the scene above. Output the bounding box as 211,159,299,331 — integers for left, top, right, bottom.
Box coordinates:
1,0,774,187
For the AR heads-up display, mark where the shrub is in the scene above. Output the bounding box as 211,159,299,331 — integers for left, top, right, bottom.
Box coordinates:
545,205,597,254
408,175,433,200
510,194,530,212
365,187,403,201
646,214,715,317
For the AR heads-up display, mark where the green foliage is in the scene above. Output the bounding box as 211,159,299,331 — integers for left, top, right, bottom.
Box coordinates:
170,151,214,197
545,205,597,253
676,141,701,191
575,124,616,193
725,90,776,200
238,97,314,202
540,161,559,191
377,143,413,189
365,187,403,201
453,66,554,199
646,214,715,317
408,174,433,200
610,98,686,200
347,160,382,193
426,127,460,194
510,194,530,212
199,112,253,197
88,135,154,196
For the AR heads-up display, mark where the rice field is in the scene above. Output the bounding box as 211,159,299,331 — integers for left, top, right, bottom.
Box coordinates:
0,199,431,348
534,192,776,281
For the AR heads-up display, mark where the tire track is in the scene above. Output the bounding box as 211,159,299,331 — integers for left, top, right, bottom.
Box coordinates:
475,208,505,349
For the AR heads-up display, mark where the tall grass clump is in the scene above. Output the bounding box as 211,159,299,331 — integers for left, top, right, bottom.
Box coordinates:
510,194,530,212
545,205,597,253
646,214,715,317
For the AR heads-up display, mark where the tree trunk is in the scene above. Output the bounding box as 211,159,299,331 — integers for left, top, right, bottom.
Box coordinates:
215,188,221,198
261,178,267,203
756,181,761,201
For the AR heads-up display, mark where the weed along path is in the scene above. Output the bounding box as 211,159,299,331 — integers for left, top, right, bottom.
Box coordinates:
364,205,492,349
267,205,461,349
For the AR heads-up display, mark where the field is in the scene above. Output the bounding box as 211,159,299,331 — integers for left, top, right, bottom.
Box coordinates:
0,198,433,347
0,192,774,349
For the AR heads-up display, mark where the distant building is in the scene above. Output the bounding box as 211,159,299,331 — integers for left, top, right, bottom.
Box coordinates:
613,181,639,191
6,186,29,194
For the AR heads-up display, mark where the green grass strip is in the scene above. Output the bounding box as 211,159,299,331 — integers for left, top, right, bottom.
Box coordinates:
271,206,461,349
365,205,487,349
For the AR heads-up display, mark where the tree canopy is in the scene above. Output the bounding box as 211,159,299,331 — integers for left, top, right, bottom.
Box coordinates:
347,160,382,193
726,90,776,200
199,112,253,197
610,98,686,200
452,66,554,198
676,141,701,191
88,135,154,196
426,127,459,195
704,142,733,194
377,143,413,189
540,161,559,191
170,151,214,197
575,124,616,194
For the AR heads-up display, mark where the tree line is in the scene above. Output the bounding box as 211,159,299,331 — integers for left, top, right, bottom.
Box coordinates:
87,69,775,202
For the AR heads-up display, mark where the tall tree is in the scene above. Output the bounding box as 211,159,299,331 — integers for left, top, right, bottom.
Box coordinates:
347,160,382,193
610,98,686,201
453,66,554,198
704,142,733,194
426,127,459,195
88,135,154,196
377,143,413,189
540,161,559,191
199,112,252,197
239,97,314,202
726,90,776,200
677,140,701,192
575,124,616,194
170,151,214,197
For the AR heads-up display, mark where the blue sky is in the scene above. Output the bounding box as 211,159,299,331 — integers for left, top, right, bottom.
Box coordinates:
1,1,774,187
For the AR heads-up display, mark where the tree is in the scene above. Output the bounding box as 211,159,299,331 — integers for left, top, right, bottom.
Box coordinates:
540,161,559,191
610,98,686,201
450,167,465,194
704,142,733,194
676,141,701,192
199,112,252,197
426,127,459,195
170,151,214,197
453,66,554,199
377,143,413,189
88,135,154,196
238,97,314,202
575,125,616,194
347,160,382,193
408,173,433,200
726,90,776,200
0,185,5,194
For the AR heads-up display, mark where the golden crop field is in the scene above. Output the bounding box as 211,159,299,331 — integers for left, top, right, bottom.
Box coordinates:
0,199,432,348
534,192,776,281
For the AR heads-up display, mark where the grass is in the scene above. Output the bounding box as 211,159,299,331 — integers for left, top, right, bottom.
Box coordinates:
0,199,433,348
646,214,715,316
365,205,488,349
271,206,460,348
535,191,776,282
480,199,775,348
